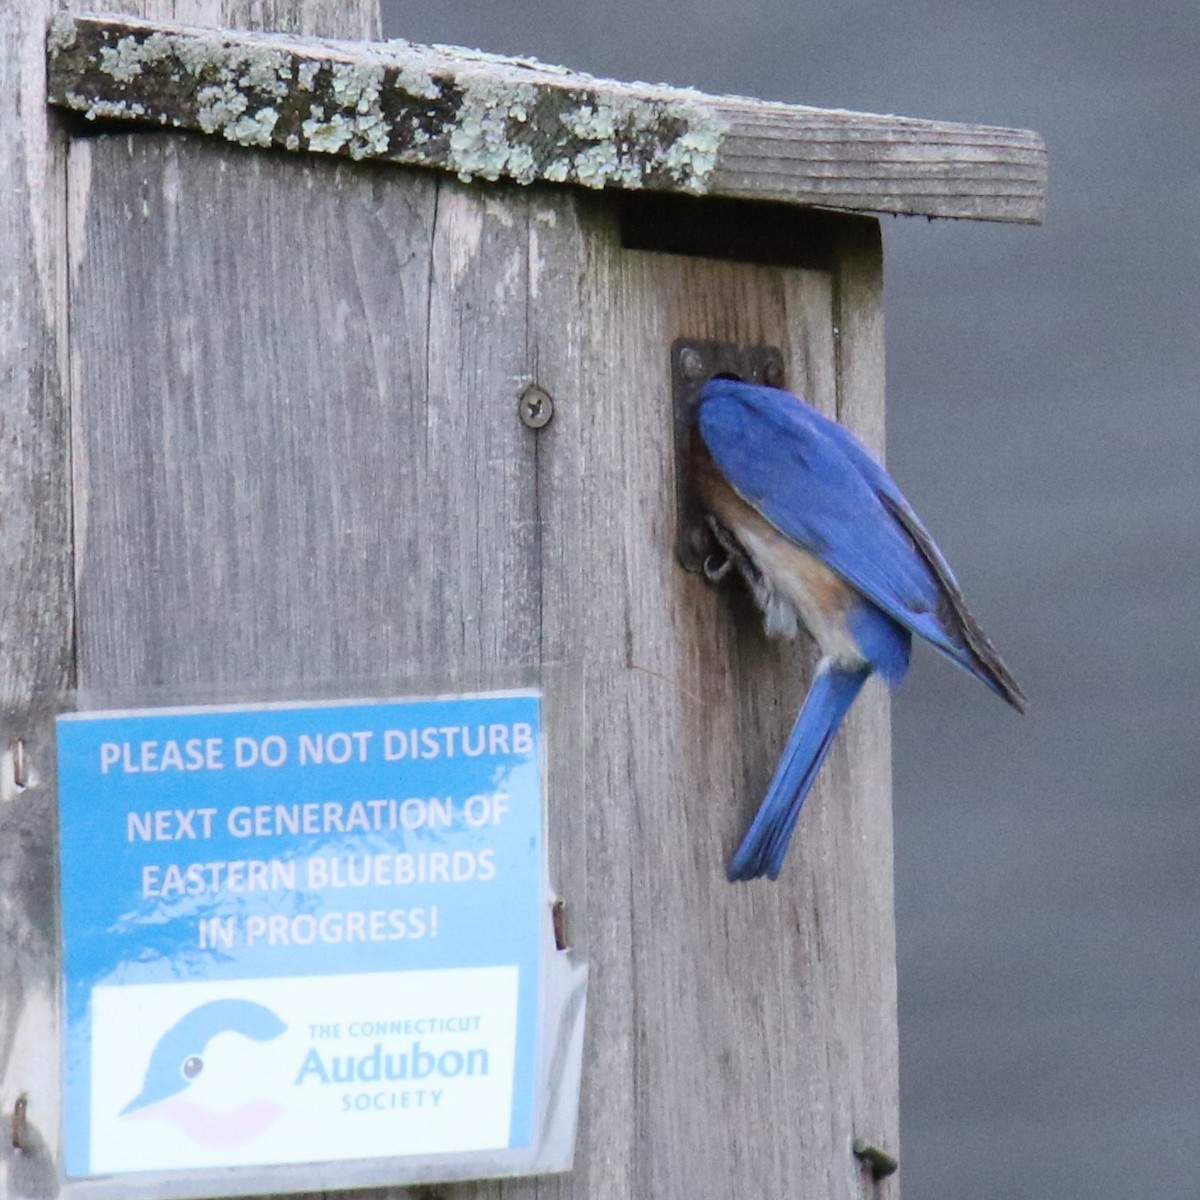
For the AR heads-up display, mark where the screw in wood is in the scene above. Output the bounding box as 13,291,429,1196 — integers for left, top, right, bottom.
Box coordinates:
518,384,554,430
551,899,568,950
12,740,27,789
853,1138,899,1181
11,1095,28,1151
762,358,786,389
678,345,706,381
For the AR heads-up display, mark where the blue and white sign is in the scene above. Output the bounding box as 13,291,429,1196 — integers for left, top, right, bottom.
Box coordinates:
57,691,545,1179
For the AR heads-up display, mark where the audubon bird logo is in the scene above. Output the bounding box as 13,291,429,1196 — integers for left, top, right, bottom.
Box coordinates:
121,998,287,1147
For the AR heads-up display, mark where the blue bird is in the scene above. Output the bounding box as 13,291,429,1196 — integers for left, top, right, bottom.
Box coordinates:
121,998,286,1114
695,378,1026,882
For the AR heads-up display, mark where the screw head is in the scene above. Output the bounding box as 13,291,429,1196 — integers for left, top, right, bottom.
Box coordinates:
679,346,706,381
762,358,785,389
11,739,27,789
519,384,554,429
11,1094,28,1151
551,899,568,951
853,1139,899,1181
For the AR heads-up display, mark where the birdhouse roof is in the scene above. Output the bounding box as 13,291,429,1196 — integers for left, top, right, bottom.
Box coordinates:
48,12,1046,223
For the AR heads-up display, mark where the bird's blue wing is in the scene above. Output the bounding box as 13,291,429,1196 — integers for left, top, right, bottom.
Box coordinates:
698,381,943,634
698,380,1025,710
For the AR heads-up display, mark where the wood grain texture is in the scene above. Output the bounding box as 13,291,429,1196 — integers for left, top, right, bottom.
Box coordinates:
69,135,567,1197
47,12,1047,224
70,141,443,693
1,3,73,1195
80,0,380,40
554,218,898,1200
827,220,900,1176
1,3,382,1198
66,131,896,1200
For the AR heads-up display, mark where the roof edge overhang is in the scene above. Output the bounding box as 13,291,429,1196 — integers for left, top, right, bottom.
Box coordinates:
48,12,1047,224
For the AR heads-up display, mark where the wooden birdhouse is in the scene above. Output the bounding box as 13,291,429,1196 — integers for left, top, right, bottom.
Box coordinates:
0,4,1045,1198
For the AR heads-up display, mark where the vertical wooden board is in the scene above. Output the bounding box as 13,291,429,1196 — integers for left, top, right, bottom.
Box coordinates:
834,222,887,457
70,136,447,692
0,7,71,713
224,1,382,37
70,142,543,697
420,180,543,674
829,220,899,1169
519,195,650,1200
516,194,635,1200
1,2,73,1190
81,1,380,38
537,230,778,1200
522,213,899,1200
367,188,613,1200
603,249,814,1200
5,2,385,1195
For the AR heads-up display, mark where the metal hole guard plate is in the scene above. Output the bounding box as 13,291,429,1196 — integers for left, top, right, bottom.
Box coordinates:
671,339,784,573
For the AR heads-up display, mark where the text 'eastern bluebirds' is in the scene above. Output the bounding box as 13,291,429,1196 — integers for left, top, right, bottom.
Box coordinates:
695,378,1026,882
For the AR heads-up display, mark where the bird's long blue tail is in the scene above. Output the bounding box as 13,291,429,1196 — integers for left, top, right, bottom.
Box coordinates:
728,661,870,882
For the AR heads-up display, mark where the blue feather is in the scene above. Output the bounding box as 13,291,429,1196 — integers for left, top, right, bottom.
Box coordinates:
696,378,1026,882
698,379,1026,709
728,663,869,881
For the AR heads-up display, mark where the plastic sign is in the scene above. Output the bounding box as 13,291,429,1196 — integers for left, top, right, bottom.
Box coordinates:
56,691,545,1178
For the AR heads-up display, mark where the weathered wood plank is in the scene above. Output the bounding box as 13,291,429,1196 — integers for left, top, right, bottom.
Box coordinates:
79,0,380,41
1,2,74,1192
2,3,383,1196
827,220,900,1176
47,12,1047,223
69,140,446,693
532,212,898,1198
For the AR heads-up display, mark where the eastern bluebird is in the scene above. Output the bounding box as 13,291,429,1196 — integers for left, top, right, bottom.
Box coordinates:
695,377,1026,882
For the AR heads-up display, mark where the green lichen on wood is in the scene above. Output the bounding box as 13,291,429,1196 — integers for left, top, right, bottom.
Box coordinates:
46,14,727,190
41,11,1049,222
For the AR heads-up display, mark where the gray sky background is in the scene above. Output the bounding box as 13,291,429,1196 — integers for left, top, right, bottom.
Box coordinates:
382,3,1200,1194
